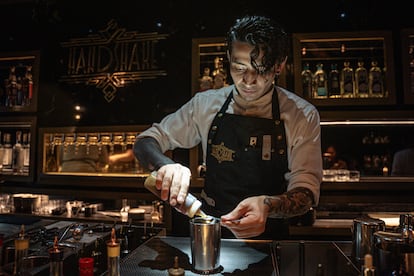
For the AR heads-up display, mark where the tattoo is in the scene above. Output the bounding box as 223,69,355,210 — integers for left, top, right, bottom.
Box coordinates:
264,187,314,218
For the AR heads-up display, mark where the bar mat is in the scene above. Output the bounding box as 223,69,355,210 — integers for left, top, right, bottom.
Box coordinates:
120,236,277,275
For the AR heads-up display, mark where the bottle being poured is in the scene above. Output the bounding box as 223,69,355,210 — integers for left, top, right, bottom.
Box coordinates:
144,171,207,218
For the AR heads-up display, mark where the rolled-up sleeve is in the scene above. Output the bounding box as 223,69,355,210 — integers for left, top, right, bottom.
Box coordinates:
282,93,323,205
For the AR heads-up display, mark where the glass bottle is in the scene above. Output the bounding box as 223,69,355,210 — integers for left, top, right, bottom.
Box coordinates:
22,132,30,174
16,77,23,106
369,60,384,97
120,198,130,223
2,133,13,174
410,50,414,94
0,131,4,172
100,133,112,155
74,133,87,156
313,63,328,98
340,61,355,98
63,134,75,156
106,228,120,276
144,171,206,218
328,63,340,98
301,63,313,98
49,236,64,276
7,66,17,107
86,134,99,156
12,131,24,175
24,65,33,106
355,61,369,98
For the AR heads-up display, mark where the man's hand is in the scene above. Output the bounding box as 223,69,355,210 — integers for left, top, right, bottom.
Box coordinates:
155,164,191,207
220,195,269,238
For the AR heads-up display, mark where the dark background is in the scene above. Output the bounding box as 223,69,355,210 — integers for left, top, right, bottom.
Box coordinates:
0,0,413,127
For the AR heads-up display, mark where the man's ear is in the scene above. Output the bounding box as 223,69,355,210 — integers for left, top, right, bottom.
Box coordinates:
275,56,288,75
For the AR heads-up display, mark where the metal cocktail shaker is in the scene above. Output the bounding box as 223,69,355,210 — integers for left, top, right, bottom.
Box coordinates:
189,216,222,274
352,216,385,263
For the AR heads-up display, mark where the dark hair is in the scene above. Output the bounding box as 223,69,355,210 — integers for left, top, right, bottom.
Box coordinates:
226,15,289,74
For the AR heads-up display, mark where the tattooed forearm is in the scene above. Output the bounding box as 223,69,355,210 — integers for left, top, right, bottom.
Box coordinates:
264,187,314,218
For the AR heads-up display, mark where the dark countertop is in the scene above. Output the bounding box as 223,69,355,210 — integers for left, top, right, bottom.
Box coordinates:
119,236,360,276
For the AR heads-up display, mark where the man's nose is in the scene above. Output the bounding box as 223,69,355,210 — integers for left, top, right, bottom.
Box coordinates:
243,70,258,84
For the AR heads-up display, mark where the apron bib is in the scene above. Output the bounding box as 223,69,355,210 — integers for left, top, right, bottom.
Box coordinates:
202,88,289,239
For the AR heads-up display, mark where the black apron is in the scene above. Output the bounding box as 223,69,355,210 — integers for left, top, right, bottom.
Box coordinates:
201,87,289,240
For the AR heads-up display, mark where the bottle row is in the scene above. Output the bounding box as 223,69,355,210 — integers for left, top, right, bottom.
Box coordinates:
0,130,31,176
43,132,144,174
0,65,34,107
301,60,386,99
45,132,137,150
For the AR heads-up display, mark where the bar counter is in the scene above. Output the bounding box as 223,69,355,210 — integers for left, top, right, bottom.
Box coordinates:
119,235,360,276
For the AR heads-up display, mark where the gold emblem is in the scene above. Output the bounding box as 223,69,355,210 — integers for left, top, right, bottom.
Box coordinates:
211,142,235,163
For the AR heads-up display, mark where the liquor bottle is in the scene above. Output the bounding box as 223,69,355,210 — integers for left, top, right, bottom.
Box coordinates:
8,66,17,107
355,61,369,98
49,236,64,276
144,171,206,218
301,63,313,98
2,133,13,174
313,63,328,98
328,63,340,98
0,131,3,172
75,133,87,156
12,130,24,174
382,66,388,97
16,76,23,106
107,228,120,276
120,198,130,223
111,134,125,172
369,60,384,97
3,79,10,107
410,53,414,94
24,65,33,106
22,132,30,174
340,61,355,98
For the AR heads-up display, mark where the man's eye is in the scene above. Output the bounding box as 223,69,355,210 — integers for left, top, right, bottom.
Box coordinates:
232,64,246,72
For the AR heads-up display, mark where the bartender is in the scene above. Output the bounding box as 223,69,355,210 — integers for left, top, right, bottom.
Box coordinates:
134,15,322,239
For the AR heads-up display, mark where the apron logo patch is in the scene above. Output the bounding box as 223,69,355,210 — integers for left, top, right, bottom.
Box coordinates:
211,142,235,163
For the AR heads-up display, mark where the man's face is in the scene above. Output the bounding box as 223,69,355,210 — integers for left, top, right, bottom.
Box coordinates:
229,42,278,101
